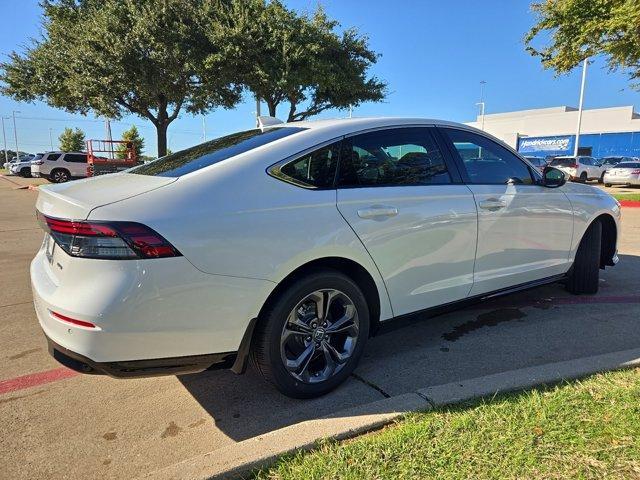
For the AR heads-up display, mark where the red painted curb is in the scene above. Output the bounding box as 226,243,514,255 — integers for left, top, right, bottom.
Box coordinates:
619,200,640,208
0,367,78,395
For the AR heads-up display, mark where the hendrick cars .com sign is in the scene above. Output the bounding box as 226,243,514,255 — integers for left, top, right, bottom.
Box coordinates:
518,135,573,154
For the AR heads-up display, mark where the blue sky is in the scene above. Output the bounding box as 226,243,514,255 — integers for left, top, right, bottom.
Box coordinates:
1,0,638,156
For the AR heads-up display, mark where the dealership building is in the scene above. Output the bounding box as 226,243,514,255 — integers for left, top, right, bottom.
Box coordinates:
466,105,640,158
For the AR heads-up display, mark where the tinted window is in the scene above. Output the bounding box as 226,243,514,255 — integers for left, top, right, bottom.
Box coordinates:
64,154,87,163
276,142,340,188
337,127,451,187
46,153,61,161
550,158,576,167
132,127,306,177
444,129,533,185
616,162,640,169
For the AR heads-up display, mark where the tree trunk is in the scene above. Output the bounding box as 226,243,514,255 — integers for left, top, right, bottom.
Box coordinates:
156,122,168,157
266,98,277,117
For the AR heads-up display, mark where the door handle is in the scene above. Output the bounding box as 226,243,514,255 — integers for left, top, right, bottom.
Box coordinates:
357,205,399,219
478,198,506,211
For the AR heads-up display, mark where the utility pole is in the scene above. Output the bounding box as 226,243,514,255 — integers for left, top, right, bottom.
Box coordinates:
573,59,588,157
255,96,262,128
1,117,8,163
105,119,113,158
49,128,54,151
12,111,20,159
475,80,487,131
202,116,206,142
348,105,353,118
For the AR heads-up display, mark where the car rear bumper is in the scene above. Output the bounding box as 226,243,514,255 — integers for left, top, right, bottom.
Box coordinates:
46,335,236,377
31,241,275,366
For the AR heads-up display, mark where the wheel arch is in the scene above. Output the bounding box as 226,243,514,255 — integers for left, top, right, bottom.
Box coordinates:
596,213,617,268
231,256,387,375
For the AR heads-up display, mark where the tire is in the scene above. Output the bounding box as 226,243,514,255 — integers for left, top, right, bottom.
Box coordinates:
579,172,588,183
251,269,370,398
19,167,31,178
599,173,605,184
604,183,612,188
51,169,70,183
566,220,602,295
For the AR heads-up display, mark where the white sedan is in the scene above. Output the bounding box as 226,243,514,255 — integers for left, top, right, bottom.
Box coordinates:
31,117,620,398
603,161,640,186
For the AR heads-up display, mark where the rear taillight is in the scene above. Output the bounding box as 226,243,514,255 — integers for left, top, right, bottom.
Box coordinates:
37,212,181,260
631,169,640,174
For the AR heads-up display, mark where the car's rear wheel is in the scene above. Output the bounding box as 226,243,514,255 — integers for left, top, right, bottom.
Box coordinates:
604,183,612,187
251,270,369,398
51,169,70,183
579,172,588,183
19,167,31,178
599,172,605,184
566,220,602,295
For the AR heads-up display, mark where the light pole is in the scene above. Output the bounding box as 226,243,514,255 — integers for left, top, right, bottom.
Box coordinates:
49,128,54,151
573,59,588,157
1,117,8,163
255,96,261,127
202,116,206,142
476,80,487,131
12,110,20,159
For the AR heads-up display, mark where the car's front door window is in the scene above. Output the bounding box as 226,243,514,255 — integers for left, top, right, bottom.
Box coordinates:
443,129,534,185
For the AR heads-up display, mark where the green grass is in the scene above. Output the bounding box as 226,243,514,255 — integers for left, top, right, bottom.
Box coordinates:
611,193,640,202
254,369,640,480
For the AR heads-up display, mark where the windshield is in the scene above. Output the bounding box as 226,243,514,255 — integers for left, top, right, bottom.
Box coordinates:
131,127,307,177
550,158,575,167
615,162,640,169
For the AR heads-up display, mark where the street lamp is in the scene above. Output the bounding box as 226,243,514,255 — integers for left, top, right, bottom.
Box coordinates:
12,110,20,159
476,80,487,131
1,117,9,163
573,59,588,157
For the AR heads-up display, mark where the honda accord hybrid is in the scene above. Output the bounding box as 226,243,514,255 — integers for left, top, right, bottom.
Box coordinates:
31,117,620,398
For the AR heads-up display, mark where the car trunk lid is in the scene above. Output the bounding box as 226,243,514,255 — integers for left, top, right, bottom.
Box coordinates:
35,173,177,220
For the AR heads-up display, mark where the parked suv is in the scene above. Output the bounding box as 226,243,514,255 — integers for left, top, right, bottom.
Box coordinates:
549,156,604,183
31,151,88,183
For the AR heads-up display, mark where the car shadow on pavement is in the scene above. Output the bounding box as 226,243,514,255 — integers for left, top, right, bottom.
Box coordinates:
178,254,640,443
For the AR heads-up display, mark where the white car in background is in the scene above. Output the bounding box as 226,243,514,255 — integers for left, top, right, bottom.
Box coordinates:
31,117,620,398
31,151,88,183
603,161,640,186
9,154,40,177
549,155,605,183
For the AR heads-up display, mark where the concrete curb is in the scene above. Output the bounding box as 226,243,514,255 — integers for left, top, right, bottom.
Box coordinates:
145,347,640,480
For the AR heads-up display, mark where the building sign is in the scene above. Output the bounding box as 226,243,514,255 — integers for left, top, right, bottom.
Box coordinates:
519,136,572,153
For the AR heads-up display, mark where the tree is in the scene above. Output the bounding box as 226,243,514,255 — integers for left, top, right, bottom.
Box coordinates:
116,125,145,159
217,1,387,121
0,0,242,157
58,127,85,152
525,0,640,86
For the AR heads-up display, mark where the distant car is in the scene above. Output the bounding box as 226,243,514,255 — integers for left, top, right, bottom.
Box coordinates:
31,151,88,183
599,156,634,174
9,154,41,177
549,156,604,183
32,117,621,398
603,161,640,187
523,156,547,172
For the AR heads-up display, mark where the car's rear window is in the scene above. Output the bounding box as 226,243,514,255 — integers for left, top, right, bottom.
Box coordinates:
550,158,575,167
615,162,640,169
131,127,306,177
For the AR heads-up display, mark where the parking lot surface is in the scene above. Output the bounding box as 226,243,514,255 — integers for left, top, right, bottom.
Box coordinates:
1,175,639,479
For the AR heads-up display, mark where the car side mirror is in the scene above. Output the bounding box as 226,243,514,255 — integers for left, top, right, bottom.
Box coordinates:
541,166,566,188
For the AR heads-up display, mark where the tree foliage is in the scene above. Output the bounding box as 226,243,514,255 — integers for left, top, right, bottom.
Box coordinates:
525,0,640,86
0,0,241,156
116,125,145,159
213,0,387,121
58,127,85,152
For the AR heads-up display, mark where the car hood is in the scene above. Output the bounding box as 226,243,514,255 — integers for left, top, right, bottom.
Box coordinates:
36,173,177,219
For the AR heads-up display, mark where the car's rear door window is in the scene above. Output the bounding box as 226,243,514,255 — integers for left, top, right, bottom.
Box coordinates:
64,154,88,163
337,127,451,187
132,127,306,177
274,142,340,188
443,129,534,185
